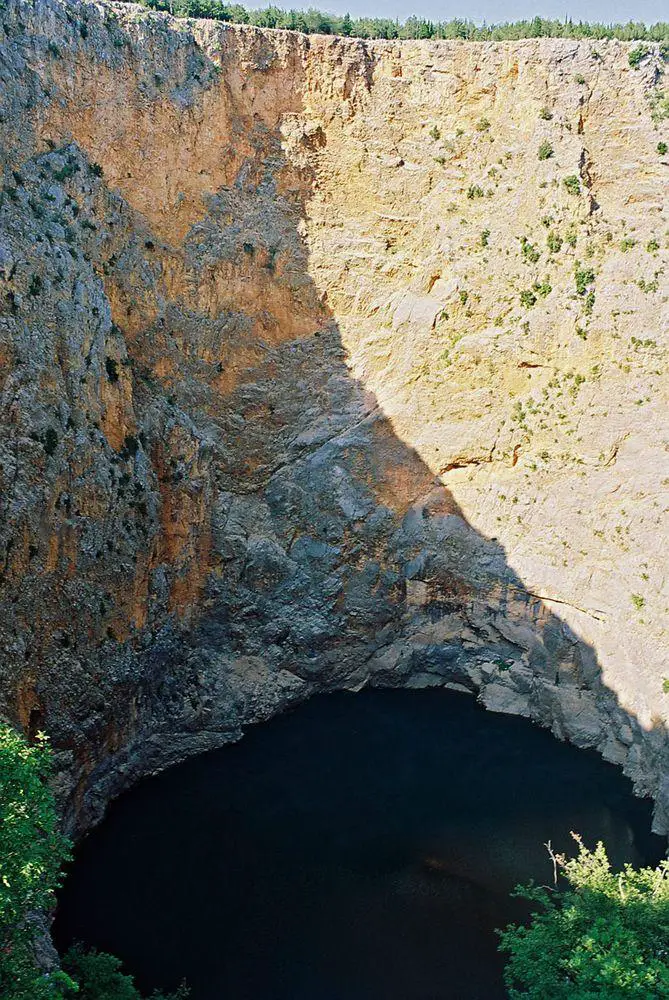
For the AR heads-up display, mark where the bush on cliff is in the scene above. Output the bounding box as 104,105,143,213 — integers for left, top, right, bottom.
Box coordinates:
0,725,74,999
499,835,669,998
0,723,186,1000
62,945,189,1000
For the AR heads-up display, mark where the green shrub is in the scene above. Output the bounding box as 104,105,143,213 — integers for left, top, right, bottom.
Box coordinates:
475,117,491,132
574,262,595,295
546,231,563,253
428,125,441,140
574,73,586,84
658,141,668,155
647,237,660,251
537,139,553,160
0,726,74,1000
650,89,669,124
479,228,490,247
628,44,649,67
0,725,187,1000
563,174,581,195
499,837,669,998
51,161,80,182
538,106,553,120
62,947,188,1000
520,237,541,263
467,184,484,199
520,289,537,307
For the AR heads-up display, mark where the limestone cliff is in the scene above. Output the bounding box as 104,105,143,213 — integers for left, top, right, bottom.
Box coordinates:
0,0,667,832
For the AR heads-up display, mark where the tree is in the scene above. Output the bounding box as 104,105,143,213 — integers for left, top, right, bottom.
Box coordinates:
62,945,189,1000
0,724,187,1000
0,725,74,999
499,835,669,998
340,12,352,36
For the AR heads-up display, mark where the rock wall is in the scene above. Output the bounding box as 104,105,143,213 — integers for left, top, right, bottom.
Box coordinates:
0,0,667,833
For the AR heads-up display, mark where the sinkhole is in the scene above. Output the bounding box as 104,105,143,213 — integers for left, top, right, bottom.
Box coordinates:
54,688,664,1000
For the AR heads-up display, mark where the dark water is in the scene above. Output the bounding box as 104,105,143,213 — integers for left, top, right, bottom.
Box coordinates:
54,689,664,1000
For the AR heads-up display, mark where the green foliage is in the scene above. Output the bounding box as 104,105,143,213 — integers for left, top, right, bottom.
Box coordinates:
538,106,553,120
499,838,669,998
520,237,541,263
51,160,80,182
574,262,595,295
428,125,441,140
647,237,660,251
637,275,659,293
658,141,668,155
126,4,669,41
574,73,586,84
563,175,581,195
628,44,650,67
520,289,537,307
479,228,490,247
631,593,645,609
663,677,669,694
0,726,74,1000
533,278,552,298
650,89,669,123
475,116,491,132
0,725,187,1000
537,139,553,160
62,946,188,1000
546,231,563,253
467,184,484,199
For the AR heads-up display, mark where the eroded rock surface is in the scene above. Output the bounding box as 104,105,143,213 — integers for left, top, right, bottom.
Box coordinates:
0,0,667,832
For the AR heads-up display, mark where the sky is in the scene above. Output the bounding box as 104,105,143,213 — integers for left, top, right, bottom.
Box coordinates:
253,0,667,24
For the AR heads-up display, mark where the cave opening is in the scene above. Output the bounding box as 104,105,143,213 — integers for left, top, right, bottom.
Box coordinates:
53,687,664,1000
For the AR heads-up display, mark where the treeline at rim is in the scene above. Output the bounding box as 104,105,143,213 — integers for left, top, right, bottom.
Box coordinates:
123,4,669,41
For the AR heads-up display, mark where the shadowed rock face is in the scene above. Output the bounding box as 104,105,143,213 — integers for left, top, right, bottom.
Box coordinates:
0,0,667,834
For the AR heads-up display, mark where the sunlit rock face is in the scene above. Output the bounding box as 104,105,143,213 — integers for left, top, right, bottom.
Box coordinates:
0,0,667,832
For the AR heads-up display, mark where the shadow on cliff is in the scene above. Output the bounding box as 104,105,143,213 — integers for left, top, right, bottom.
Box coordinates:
4,0,665,838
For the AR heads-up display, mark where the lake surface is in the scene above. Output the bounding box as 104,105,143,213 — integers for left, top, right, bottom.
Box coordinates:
54,688,664,1000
